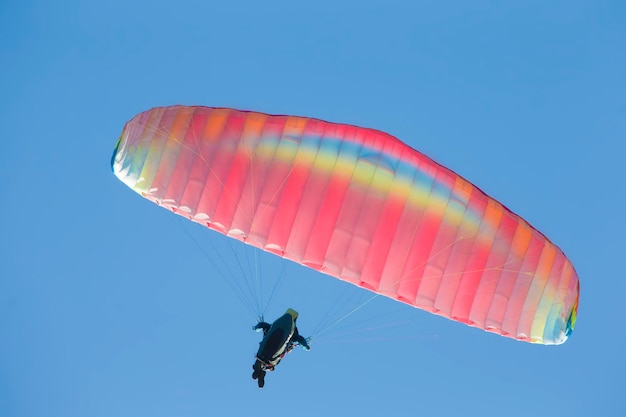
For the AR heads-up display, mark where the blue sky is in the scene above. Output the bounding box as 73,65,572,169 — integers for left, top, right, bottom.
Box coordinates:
1,1,625,416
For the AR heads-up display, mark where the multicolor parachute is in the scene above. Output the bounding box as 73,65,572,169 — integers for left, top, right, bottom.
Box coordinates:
111,105,579,345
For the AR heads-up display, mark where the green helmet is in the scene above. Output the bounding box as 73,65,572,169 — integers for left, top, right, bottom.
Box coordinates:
286,308,299,321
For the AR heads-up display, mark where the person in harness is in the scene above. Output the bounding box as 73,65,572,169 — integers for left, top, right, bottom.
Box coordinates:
251,308,311,388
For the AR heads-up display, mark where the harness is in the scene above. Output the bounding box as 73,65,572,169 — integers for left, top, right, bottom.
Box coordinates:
255,341,295,371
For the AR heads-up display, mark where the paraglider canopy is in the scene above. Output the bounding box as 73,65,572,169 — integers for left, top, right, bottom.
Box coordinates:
111,105,579,345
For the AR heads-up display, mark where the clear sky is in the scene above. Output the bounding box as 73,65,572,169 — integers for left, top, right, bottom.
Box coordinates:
1,1,625,416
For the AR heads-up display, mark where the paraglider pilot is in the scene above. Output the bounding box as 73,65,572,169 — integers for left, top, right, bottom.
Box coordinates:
252,308,310,388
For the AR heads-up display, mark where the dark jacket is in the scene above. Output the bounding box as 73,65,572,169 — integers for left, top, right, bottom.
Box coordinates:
254,314,309,370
